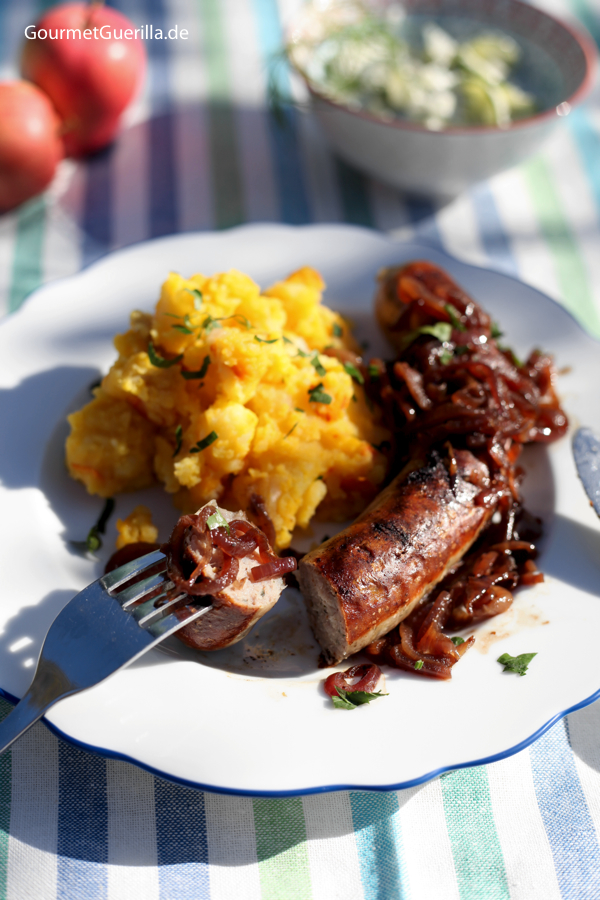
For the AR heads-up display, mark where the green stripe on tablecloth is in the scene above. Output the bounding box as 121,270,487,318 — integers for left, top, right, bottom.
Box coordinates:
253,798,313,900
441,767,510,900
523,156,600,334
197,0,245,229
9,197,46,313
0,699,12,900
336,159,375,228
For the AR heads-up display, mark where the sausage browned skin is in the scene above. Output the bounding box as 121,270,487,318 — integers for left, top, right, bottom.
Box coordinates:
297,451,495,666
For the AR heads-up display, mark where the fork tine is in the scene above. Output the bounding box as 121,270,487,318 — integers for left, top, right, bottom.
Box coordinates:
119,584,178,620
135,591,189,626
100,549,166,591
129,590,192,624
128,594,165,622
143,603,212,640
116,573,172,609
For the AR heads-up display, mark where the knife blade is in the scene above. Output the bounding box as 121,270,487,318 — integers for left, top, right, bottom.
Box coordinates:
573,427,600,517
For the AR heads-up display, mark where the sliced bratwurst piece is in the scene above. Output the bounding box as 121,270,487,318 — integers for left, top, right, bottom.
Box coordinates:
163,502,295,651
297,451,496,666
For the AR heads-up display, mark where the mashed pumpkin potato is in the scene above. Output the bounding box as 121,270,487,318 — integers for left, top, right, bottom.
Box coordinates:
66,266,389,549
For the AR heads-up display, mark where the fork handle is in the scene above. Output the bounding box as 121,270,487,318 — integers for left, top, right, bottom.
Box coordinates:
0,690,56,755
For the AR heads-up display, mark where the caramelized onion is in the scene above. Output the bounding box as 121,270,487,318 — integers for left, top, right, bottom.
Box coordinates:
248,493,276,548
249,557,297,583
162,504,289,599
365,261,568,679
323,664,382,697
210,526,258,558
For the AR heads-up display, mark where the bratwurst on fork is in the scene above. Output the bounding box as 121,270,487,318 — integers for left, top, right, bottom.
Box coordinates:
162,501,296,651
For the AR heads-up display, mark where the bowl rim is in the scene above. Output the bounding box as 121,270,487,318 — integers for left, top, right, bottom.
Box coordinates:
287,0,598,136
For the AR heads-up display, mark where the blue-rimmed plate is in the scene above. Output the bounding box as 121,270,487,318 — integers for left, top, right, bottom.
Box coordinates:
0,224,598,796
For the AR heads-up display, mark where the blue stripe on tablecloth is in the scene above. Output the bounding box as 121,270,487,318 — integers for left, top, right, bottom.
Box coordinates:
251,0,312,224
469,182,519,276
529,720,600,899
350,792,410,900
569,110,600,227
404,197,444,250
0,2,9,67
82,148,113,268
57,742,108,899
145,0,178,238
155,778,210,899
0,700,12,898
335,159,375,227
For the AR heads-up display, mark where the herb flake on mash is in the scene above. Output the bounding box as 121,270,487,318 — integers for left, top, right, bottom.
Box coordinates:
66,267,389,549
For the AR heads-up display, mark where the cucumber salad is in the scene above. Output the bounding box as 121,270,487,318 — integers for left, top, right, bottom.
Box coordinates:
289,3,536,130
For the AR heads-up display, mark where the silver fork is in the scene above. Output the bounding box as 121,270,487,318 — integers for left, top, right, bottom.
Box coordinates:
0,550,212,754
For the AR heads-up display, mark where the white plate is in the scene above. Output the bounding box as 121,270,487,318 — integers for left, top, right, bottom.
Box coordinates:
1,224,599,796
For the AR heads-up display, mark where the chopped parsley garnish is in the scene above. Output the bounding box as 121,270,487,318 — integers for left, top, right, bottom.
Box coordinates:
509,349,523,368
343,362,365,384
185,288,203,310
414,660,424,670
190,431,218,453
181,355,211,380
282,336,293,345
455,345,470,356
331,688,388,710
294,407,305,413
311,353,327,377
173,424,183,457
283,422,298,439
497,652,537,676
202,315,218,332
148,341,183,368
254,335,279,344
401,322,452,350
171,314,196,335
202,314,251,332
206,509,231,534
440,350,453,365
70,498,115,554
445,303,466,332
308,383,332,404
368,363,381,379
296,348,309,358
420,322,453,343
491,322,503,339
333,323,343,337
451,636,465,646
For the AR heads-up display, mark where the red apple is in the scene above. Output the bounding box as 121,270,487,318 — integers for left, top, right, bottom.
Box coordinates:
0,81,64,213
21,2,146,157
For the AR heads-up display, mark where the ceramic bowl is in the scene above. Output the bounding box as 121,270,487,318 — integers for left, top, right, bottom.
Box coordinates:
287,0,597,197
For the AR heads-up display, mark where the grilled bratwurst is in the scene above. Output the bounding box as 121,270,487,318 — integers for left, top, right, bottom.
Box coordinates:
297,450,495,665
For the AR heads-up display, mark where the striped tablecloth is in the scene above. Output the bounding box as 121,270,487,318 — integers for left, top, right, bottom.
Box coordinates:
2,0,600,897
